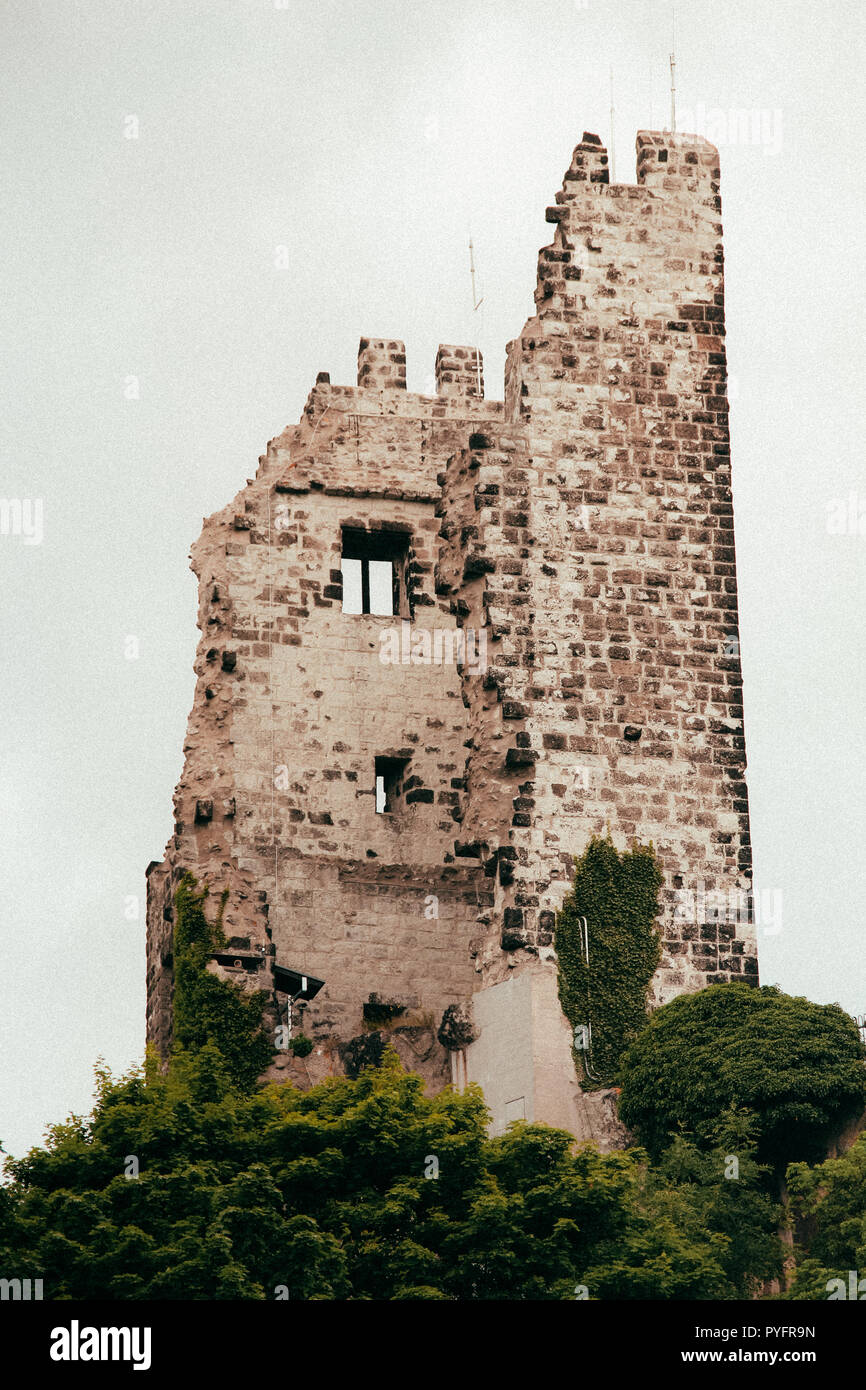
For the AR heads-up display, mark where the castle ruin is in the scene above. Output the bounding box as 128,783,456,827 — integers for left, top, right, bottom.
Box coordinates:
146,129,758,1143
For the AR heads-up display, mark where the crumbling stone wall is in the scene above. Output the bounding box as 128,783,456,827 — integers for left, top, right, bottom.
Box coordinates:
147,131,757,1124
439,132,757,1005
146,336,501,1085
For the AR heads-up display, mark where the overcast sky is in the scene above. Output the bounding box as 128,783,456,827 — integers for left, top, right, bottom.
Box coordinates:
1,0,863,1158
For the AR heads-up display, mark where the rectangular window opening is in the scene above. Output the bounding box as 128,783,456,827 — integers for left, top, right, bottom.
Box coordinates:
375,756,410,814
341,527,410,617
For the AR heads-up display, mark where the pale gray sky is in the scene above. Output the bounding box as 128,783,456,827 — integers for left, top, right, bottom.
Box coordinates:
1,0,864,1157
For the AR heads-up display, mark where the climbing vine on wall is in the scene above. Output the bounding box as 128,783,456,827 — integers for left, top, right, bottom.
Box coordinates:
173,873,273,1091
555,835,663,1090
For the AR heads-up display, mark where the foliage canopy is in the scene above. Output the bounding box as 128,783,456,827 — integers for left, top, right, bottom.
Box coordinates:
784,1131,866,1299
2,875,861,1300
0,1046,783,1300
618,983,866,1168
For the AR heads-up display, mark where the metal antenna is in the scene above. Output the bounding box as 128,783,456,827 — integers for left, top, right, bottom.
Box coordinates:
669,6,677,133
468,237,483,397
469,237,483,312
609,65,616,182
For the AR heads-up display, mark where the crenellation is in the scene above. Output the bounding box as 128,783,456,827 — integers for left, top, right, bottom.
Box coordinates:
435,344,484,399
357,337,407,391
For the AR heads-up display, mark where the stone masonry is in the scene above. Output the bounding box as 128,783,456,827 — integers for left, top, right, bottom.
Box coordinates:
146,131,758,1142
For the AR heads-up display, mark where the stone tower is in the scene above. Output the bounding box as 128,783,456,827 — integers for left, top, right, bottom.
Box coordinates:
146,130,758,1143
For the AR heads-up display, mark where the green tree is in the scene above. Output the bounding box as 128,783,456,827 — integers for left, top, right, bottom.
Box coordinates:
618,984,866,1169
0,1044,785,1301
0,873,796,1301
648,1111,784,1296
785,1131,866,1299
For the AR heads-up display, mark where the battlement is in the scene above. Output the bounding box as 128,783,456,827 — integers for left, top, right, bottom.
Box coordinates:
562,130,610,185
538,130,723,315
435,344,484,399
556,128,720,201
357,337,407,391
636,129,721,194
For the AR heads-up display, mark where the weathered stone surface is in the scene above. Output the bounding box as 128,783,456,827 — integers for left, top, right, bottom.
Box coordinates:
146,129,758,1141
438,1000,479,1050
341,1031,387,1079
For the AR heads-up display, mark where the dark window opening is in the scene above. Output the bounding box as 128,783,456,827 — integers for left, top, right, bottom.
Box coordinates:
375,755,410,814
341,527,410,617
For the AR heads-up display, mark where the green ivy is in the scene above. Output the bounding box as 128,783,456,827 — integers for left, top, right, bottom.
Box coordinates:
172,874,273,1091
555,835,662,1088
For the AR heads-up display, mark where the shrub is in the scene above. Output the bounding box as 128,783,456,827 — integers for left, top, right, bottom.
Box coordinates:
618,983,866,1168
